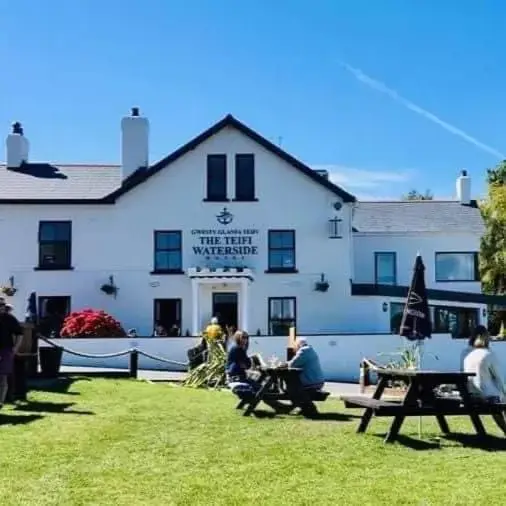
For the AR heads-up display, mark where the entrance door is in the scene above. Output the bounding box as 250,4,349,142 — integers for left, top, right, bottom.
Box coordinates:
154,298,182,336
212,292,238,330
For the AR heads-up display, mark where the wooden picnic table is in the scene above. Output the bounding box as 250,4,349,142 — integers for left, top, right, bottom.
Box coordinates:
237,367,329,417
342,369,506,443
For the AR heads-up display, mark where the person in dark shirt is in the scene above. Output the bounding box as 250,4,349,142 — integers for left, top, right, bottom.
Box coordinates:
226,330,253,382
0,301,23,408
227,330,291,413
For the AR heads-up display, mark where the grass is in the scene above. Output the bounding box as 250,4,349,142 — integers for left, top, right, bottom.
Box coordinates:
1,379,506,506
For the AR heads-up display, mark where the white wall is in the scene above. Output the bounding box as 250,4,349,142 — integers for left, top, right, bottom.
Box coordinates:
52,333,506,383
0,126,353,335
353,232,481,292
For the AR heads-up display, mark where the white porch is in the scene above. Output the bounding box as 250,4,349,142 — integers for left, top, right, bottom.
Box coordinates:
187,267,255,334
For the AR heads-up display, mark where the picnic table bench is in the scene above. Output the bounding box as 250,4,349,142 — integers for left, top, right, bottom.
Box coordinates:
233,367,330,417
342,369,506,443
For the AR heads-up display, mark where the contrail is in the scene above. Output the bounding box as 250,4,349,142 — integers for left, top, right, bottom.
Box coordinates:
339,61,505,159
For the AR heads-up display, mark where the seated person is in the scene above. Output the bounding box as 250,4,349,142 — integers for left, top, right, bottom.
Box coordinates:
463,325,506,403
226,330,253,383
460,332,477,372
287,337,325,391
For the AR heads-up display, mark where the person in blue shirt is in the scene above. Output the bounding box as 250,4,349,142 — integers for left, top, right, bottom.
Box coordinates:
288,337,325,391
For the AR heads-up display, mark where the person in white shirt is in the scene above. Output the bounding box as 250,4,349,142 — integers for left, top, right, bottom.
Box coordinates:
463,325,506,403
460,334,477,372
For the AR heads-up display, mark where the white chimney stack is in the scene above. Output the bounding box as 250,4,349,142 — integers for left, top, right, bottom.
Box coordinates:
6,122,29,168
121,107,149,180
456,169,471,205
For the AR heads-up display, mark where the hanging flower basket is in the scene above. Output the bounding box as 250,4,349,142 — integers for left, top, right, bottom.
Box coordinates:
315,281,329,292
100,284,118,296
100,275,118,297
1,286,17,297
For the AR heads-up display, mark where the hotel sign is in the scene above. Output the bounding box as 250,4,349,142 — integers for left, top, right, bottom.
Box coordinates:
191,208,259,260
191,229,259,258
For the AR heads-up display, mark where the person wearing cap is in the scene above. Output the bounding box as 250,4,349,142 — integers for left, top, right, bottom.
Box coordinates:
0,301,24,408
287,337,325,391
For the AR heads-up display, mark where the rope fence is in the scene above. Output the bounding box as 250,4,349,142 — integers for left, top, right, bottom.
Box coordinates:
37,335,194,378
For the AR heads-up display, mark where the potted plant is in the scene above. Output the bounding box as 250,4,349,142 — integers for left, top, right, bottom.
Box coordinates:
100,275,118,297
184,340,227,389
39,331,64,379
1,276,17,297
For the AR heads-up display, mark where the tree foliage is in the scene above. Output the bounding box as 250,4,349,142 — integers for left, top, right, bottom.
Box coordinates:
402,189,434,201
479,160,506,294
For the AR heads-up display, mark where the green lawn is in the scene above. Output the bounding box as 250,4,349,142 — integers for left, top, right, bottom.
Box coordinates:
1,379,506,506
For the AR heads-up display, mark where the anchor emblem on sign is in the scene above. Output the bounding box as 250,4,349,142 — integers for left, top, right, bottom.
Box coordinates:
216,207,234,225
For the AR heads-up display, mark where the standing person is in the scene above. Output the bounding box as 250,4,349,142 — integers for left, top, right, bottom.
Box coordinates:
205,317,223,344
6,304,28,402
0,300,23,409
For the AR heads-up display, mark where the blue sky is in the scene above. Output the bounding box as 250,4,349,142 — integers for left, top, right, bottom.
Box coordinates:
1,1,505,199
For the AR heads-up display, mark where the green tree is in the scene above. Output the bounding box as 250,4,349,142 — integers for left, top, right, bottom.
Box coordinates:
479,160,506,294
402,189,434,201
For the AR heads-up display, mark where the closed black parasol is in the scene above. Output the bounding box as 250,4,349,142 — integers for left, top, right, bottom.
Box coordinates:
400,254,432,341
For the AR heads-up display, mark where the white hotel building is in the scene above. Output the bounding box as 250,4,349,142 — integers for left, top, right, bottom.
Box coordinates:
0,109,498,338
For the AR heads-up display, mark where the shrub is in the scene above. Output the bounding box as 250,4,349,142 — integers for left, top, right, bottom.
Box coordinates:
184,341,227,389
60,308,126,337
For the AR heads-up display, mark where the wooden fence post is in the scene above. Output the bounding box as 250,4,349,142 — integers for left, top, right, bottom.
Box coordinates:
287,326,296,361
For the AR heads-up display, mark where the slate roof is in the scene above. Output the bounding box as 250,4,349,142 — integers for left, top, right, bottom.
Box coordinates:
0,114,356,204
0,163,121,202
353,200,484,233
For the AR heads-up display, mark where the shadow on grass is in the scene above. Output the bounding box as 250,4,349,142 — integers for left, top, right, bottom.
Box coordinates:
314,412,361,421
251,410,361,422
28,377,90,396
443,433,506,451
371,433,442,450
0,413,44,426
14,400,94,416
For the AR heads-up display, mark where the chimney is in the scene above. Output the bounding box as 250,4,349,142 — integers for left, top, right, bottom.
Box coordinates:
6,122,29,168
456,170,471,205
121,107,149,179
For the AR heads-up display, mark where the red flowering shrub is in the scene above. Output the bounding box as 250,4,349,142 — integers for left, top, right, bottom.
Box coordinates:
60,308,126,338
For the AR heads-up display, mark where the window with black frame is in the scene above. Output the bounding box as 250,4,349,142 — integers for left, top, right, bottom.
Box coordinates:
269,297,296,336
267,230,296,272
433,306,478,338
390,301,478,338
38,221,72,269
435,252,478,282
153,231,182,273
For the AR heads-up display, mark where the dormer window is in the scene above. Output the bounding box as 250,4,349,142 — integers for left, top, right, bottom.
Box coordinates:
205,154,227,201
